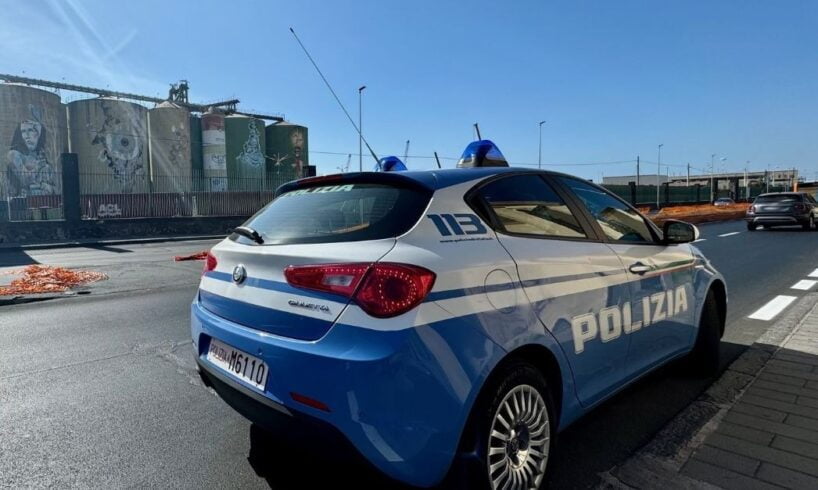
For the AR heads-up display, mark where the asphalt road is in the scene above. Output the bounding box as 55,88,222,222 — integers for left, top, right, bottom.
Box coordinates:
2,224,817,489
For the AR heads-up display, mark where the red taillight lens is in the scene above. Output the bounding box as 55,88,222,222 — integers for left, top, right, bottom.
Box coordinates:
355,263,436,318
284,262,436,318
748,205,755,214
794,203,806,212
203,252,218,275
284,263,370,297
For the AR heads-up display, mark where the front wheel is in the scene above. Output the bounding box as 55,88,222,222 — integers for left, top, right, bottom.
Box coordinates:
471,363,555,490
805,215,816,231
747,222,757,231
687,290,721,377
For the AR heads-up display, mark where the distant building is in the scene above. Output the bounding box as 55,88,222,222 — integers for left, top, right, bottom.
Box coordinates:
603,169,798,190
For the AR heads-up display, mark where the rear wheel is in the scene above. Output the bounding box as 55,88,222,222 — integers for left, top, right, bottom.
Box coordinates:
804,215,816,231
459,362,555,490
687,290,721,377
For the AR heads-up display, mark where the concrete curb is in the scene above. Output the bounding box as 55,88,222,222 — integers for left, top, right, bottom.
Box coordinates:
599,293,818,489
0,291,81,306
0,234,224,251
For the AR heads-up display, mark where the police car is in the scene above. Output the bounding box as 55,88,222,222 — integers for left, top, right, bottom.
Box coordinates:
191,140,726,489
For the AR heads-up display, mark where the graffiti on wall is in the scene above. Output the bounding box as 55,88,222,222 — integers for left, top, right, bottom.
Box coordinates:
91,101,146,192
290,129,305,177
237,121,264,168
5,104,58,197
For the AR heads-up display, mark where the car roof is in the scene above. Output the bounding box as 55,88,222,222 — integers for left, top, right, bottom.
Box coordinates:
757,192,804,197
282,167,575,194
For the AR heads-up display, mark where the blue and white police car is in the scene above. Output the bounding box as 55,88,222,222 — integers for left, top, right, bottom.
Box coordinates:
191,140,726,489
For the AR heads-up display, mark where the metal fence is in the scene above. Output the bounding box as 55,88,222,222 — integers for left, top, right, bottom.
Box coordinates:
603,183,792,207
78,170,290,220
0,170,64,221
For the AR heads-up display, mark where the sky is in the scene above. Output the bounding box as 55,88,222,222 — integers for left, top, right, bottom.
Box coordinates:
2,0,817,180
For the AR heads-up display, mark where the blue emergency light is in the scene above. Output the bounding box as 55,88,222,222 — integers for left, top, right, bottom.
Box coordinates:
375,156,408,172
456,140,509,168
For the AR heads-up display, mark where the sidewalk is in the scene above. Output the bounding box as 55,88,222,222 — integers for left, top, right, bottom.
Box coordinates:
603,293,818,490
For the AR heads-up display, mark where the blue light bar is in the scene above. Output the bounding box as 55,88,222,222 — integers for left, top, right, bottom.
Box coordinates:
456,140,509,168
375,156,407,172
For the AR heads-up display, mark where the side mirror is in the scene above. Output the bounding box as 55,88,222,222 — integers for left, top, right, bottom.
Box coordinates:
663,220,699,244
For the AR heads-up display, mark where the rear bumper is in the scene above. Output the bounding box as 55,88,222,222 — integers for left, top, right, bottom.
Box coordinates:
745,214,808,225
191,298,505,487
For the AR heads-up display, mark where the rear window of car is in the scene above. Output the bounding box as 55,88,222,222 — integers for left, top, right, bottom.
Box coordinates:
235,183,431,245
755,194,802,203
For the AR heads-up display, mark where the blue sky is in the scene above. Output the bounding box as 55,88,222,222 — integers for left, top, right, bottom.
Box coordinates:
2,0,817,180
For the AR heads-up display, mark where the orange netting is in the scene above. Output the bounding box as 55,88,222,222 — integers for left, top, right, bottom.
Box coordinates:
174,251,208,261
0,265,107,296
642,203,748,225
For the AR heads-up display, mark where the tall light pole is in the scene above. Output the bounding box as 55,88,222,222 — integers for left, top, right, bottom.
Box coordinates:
744,161,749,200
710,154,716,202
657,144,663,209
538,120,546,169
358,85,366,172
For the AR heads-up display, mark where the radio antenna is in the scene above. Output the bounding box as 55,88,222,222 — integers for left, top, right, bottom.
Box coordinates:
289,27,379,165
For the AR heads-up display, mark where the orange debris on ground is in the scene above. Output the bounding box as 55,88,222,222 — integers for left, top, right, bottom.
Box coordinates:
174,251,208,261
643,203,748,225
0,265,107,296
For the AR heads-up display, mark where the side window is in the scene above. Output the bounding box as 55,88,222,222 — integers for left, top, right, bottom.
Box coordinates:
558,177,655,243
477,175,587,238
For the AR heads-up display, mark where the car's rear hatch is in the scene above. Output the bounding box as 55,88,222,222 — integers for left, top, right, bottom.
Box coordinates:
198,175,433,341
753,194,803,215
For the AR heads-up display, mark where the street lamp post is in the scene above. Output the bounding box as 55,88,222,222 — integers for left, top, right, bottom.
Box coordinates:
710,154,716,202
657,144,663,209
358,85,366,172
538,120,546,169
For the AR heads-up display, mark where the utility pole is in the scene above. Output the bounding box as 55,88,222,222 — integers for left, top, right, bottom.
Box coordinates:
710,154,716,202
744,161,749,200
636,156,640,186
538,120,546,169
657,144,663,209
358,85,366,172
687,163,690,186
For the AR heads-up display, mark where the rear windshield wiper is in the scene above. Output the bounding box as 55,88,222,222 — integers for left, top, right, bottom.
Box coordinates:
232,226,265,244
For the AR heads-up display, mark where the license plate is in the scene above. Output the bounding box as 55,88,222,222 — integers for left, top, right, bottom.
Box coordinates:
206,338,269,390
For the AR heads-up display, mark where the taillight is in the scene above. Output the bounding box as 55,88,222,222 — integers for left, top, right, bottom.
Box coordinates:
794,203,806,212
748,205,756,214
284,263,436,318
284,263,369,297
355,263,436,318
203,252,218,275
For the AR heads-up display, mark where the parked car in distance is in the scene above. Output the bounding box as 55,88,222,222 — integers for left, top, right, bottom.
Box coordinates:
713,197,735,207
746,192,817,231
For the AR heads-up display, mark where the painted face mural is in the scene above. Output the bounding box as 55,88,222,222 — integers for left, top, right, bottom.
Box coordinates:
290,129,304,177
91,102,145,193
5,105,57,197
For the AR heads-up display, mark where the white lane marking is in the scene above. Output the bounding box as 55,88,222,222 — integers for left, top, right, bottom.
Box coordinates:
792,280,817,291
809,268,818,278
693,238,707,243
718,232,741,237
748,295,798,321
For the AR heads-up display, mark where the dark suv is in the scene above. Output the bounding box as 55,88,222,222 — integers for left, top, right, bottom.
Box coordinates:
746,192,817,231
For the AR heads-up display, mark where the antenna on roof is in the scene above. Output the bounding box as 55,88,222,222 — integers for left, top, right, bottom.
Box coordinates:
434,151,442,169
473,123,482,140
289,27,379,164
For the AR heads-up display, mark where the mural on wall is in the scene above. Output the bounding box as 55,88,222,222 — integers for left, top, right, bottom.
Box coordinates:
5,104,58,197
91,102,146,193
168,121,189,169
237,121,264,168
290,129,305,177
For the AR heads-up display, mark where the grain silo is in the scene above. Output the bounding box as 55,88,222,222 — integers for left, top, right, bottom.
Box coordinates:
189,114,202,175
265,121,308,188
148,101,191,192
201,110,227,191
0,83,68,197
67,97,149,194
225,115,266,190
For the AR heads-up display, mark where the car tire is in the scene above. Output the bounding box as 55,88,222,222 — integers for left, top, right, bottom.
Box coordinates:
747,222,756,231
806,215,816,231
687,290,721,377
454,362,555,490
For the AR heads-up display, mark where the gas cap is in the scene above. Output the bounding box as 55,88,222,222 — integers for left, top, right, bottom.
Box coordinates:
484,269,517,314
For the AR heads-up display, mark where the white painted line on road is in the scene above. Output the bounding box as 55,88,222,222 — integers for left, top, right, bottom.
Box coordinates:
693,238,707,243
748,295,798,321
718,232,741,237
809,268,818,278
792,280,817,291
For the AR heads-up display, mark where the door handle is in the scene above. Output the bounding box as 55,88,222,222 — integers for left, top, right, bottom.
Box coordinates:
629,262,651,275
